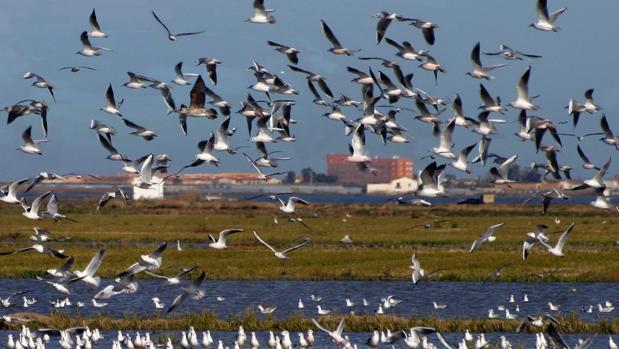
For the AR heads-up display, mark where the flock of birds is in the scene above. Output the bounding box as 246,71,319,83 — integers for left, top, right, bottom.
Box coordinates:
0,0,618,348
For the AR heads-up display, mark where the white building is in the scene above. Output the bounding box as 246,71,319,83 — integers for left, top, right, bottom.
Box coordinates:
367,177,418,195
132,176,165,200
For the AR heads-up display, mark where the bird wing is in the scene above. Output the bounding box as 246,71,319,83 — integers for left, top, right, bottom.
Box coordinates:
500,155,518,178
439,119,455,149
80,31,93,49
320,20,342,49
479,84,495,106
149,242,168,258
376,16,391,44
189,76,206,109
546,323,569,349
536,0,551,22
151,11,172,36
175,265,198,278
253,0,268,17
97,133,119,156
549,7,567,23
83,248,106,276
167,291,189,313
555,222,575,251
517,67,532,100
311,318,331,335
22,126,34,145
281,238,310,255
175,31,205,37
470,42,482,69
123,118,145,132
31,191,52,214
351,123,366,155
576,145,592,165
289,197,310,205
0,247,35,256
287,65,314,76
600,115,614,137
421,27,435,45
253,231,278,254
89,9,103,32
219,229,244,243
105,84,117,107
9,178,31,195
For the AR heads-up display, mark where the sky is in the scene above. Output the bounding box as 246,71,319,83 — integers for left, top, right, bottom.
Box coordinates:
1,0,618,181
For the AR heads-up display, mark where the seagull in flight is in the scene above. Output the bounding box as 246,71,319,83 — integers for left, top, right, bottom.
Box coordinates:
171,62,199,86
408,18,438,45
72,248,106,288
18,126,47,155
100,84,123,116
483,44,541,61
253,231,309,259
208,229,244,249
118,242,167,278
145,265,198,286
77,31,110,57
242,153,287,180
88,9,107,38
23,72,56,102
539,223,575,257
530,0,567,32
20,191,52,220
167,271,205,313
320,20,360,56
410,254,425,284
151,11,205,41
267,41,299,64
490,155,518,186
274,195,310,214
246,0,276,24
0,243,67,259
0,178,30,204
97,188,129,210
44,194,78,222
311,318,349,347
470,223,504,252
467,42,506,80
522,224,550,259
509,66,539,110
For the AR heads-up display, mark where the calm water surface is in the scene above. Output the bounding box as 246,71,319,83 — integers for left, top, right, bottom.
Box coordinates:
1,280,616,320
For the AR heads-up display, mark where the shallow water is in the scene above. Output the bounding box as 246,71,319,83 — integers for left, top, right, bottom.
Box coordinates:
0,329,604,349
0,280,616,321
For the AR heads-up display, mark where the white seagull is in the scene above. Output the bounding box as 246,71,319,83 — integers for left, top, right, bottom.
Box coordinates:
208,229,244,249
539,223,575,257
470,223,505,252
530,0,567,32
253,231,310,259
509,66,539,110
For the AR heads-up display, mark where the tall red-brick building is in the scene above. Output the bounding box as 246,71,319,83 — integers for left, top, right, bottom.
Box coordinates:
326,154,414,186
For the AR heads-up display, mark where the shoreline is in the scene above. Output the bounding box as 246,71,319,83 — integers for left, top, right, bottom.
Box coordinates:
2,311,617,334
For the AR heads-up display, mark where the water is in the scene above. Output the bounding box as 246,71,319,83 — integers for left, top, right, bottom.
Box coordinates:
1,280,616,321
23,184,601,205
0,330,604,349
0,329,604,349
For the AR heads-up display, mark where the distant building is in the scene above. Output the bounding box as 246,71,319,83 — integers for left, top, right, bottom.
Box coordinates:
326,154,413,186
367,177,418,195
174,173,280,185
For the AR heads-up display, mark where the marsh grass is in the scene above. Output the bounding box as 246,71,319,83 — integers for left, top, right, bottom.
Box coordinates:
0,202,617,281
3,311,617,334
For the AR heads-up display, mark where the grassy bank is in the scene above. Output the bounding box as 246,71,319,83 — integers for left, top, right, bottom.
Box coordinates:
0,200,617,281
3,311,617,334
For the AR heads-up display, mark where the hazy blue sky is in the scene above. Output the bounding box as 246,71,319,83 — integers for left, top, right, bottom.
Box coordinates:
1,0,618,180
